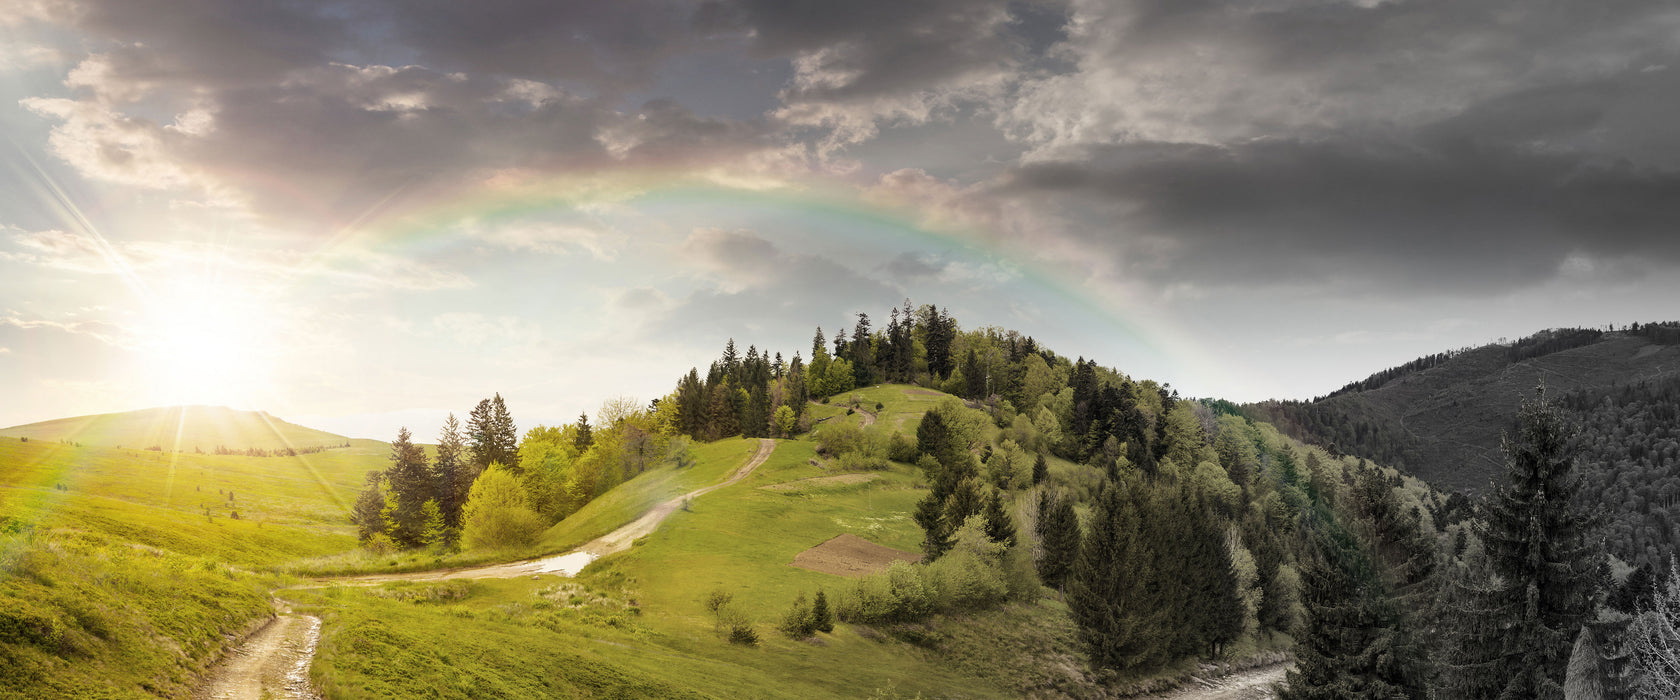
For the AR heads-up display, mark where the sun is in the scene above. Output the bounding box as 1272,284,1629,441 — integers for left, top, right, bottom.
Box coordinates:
140,282,273,407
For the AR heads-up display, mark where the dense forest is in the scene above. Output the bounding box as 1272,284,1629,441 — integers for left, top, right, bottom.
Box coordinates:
346,305,1680,696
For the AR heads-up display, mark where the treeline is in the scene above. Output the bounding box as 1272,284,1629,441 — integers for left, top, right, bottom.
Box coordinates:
350,393,690,552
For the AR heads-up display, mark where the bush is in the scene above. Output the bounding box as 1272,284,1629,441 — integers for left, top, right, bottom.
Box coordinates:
779,593,816,639
461,467,544,550
887,432,919,463
876,402,885,411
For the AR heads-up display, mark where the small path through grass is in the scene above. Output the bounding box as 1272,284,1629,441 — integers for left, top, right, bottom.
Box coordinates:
194,600,322,700
327,438,776,583
198,440,777,699
1147,663,1289,700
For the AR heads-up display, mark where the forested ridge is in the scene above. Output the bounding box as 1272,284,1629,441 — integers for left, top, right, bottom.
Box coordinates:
340,306,1680,697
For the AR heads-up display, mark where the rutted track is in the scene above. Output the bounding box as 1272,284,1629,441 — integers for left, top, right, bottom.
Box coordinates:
194,601,322,700
194,439,776,699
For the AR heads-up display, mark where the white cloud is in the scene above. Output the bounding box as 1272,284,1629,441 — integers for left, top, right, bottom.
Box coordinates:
463,220,617,260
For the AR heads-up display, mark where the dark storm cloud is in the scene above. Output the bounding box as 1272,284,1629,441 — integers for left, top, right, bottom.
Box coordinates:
998,135,1680,292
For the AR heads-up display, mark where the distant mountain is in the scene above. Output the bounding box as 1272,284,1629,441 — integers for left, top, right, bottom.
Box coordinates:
1244,324,1680,494
0,405,352,452
1243,323,1680,568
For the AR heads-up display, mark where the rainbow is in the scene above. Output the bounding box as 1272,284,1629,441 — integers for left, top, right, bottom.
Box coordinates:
292,167,1227,391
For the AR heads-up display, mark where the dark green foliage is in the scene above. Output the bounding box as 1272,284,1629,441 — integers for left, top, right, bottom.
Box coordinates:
1611,564,1655,615
1032,453,1047,485
1282,513,1420,700
351,470,388,544
574,412,593,450
1435,392,1604,700
1069,483,1166,672
812,590,834,633
467,394,520,472
982,489,1016,547
1035,489,1080,593
914,490,954,560
433,413,470,529
383,426,432,548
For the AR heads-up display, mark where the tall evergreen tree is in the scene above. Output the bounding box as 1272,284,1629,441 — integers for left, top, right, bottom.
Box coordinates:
982,488,1017,547
1282,512,1420,700
1070,482,1168,672
489,393,520,472
852,312,874,387
1032,453,1048,485
434,413,470,528
467,398,495,469
1036,489,1081,594
575,411,593,450
1435,390,1604,699
351,470,389,544
384,426,433,547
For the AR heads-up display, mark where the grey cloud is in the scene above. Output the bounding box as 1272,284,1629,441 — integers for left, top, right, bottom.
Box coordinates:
882,252,942,281
655,230,899,345
996,136,1680,293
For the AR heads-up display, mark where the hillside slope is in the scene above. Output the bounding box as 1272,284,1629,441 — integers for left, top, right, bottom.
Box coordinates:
1245,327,1680,494
0,405,351,452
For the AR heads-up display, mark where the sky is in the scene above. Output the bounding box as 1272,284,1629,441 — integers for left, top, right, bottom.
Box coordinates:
2,0,1679,439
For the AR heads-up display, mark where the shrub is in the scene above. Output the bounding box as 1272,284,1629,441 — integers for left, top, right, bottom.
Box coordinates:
461,467,544,550
876,402,885,411
812,590,834,633
779,593,816,639
887,432,919,463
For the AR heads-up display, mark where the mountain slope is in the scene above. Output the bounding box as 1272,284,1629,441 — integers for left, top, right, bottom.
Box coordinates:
0,405,350,452
1245,326,1680,494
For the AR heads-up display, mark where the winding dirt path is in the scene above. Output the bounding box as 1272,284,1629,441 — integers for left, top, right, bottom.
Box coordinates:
331,438,776,583
1147,663,1289,700
195,439,777,699
194,601,322,700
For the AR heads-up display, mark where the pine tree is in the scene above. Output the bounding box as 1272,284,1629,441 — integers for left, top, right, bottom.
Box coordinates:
351,470,390,544
434,413,470,528
1035,489,1081,594
914,489,953,560
812,590,835,633
1069,482,1168,672
1282,513,1418,699
383,426,432,548
489,393,519,471
1435,390,1604,699
575,411,593,450
982,488,1016,547
1032,453,1048,485
467,398,495,468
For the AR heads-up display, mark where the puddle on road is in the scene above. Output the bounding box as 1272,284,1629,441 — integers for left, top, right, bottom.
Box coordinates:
531,551,596,576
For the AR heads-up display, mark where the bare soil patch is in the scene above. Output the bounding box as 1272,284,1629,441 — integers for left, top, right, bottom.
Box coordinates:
759,473,879,492
195,601,322,700
791,533,920,577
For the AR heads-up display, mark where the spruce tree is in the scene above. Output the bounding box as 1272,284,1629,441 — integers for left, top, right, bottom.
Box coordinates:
812,590,835,633
1435,390,1603,699
489,393,519,471
1036,489,1081,594
1032,453,1048,485
351,470,390,544
1069,482,1168,672
982,488,1017,547
384,426,433,548
575,411,593,450
1282,513,1418,700
434,413,469,528
467,398,495,468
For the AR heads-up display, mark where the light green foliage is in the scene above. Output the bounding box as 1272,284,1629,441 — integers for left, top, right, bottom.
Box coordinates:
1193,460,1242,512
932,397,991,451
1163,402,1212,471
420,499,449,549
1033,406,1063,453
1225,527,1261,636
518,426,581,522
773,404,797,437
461,465,544,550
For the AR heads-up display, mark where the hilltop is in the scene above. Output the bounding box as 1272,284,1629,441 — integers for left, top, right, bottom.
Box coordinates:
0,405,353,453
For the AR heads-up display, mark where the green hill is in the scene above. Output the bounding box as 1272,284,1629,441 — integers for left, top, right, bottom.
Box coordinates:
0,405,351,453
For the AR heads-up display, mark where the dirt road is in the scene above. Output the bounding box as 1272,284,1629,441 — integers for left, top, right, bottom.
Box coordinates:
329,437,776,584
194,601,321,700
195,439,776,699
1147,663,1289,700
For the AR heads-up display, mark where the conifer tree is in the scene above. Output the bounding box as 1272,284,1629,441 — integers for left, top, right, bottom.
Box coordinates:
574,411,593,450
812,590,835,633
383,426,432,547
1032,453,1048,485
982,488,1017,547
351,470,390,544
1435,390,1603,699
1282,513,1418,699
1069,482,1167,672
1035,489,1081,594
434,413,470,528
489,393,519,471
